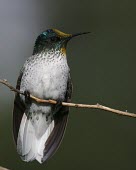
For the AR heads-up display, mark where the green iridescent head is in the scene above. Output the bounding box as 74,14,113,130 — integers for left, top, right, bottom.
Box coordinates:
33,29,90,55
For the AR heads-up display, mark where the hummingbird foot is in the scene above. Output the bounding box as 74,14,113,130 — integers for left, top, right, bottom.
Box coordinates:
24,90,31,104
53,100,63,116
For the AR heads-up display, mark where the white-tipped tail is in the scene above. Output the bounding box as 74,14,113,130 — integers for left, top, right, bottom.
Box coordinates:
17,112,54,163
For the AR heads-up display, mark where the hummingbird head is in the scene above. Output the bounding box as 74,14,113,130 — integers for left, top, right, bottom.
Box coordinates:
33,29,90,55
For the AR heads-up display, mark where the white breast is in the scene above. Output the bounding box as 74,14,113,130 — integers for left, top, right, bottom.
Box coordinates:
20,52,69,101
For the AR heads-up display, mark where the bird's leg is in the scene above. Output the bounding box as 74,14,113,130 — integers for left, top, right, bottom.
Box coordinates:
24,90,31,104
45,100,63,120
53,100,63,116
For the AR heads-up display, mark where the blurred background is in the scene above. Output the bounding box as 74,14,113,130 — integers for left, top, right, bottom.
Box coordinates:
0,0,136,169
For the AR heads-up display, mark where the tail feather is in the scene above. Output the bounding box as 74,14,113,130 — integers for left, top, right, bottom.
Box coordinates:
17,113,37,162
42,113,68,162
36,120,54,163
17,111,56,163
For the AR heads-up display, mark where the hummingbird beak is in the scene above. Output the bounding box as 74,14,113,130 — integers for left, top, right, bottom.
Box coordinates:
71,32,91,38
63,32,90,44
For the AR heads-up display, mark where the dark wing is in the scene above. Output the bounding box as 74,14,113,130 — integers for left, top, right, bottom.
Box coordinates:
42,74,73,163
13,70,26,144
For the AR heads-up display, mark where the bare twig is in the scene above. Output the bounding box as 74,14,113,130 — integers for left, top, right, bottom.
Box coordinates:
0,79,136,118
0,79,24,95
0,166,10,170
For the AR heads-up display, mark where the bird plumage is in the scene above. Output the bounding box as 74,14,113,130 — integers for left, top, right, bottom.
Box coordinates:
13,28,89,163
13,29,72,163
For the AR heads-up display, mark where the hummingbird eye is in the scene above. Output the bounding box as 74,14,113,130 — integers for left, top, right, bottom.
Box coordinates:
47,29,52,33
50,36,60,42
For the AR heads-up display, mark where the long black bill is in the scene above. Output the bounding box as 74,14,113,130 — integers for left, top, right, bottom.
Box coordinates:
72,32,91,38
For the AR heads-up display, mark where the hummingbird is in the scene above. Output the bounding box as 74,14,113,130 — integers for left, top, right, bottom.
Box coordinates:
13,29,90,163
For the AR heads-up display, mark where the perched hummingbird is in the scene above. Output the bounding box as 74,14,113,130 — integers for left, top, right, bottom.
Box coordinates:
13,29,90,163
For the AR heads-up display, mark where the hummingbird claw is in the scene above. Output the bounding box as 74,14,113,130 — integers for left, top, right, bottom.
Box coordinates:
56,100,62,107
24,90,31,104
53,100,63,116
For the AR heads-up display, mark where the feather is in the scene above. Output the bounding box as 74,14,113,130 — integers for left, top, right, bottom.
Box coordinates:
13,73,72,163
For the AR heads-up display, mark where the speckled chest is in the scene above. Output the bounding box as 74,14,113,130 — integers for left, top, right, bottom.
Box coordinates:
20,51,69,101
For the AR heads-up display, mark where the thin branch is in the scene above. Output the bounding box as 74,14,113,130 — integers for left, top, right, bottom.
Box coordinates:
0,79,24,95
0,79,136,118
0,166,10,170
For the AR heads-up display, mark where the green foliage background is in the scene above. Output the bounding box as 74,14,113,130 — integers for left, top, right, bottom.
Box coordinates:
0,0,136,169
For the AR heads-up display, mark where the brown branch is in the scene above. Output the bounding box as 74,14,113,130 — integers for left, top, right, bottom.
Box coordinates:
0,79,136,118
0,166,10,170
0,79,24,95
